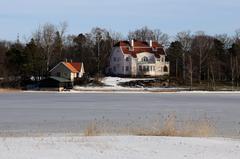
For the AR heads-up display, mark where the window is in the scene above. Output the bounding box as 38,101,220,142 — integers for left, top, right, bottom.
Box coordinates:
162,57,165,62
143,66,146,71
126,66,129,71
146,66,149,71
139,65,142,71
113,57,116,62
126,57,130,61
113,66,116,72
164,66,168,72
56,72,61,77
142,56,148,62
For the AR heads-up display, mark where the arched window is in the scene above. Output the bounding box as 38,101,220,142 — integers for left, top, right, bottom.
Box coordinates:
142,56,148,62
164,66,168,72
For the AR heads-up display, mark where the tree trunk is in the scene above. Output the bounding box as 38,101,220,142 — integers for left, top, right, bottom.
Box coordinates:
176,59,178,78
199,50,202,84
210,64,216,90
207,67,210,90
235,56,239,90
188,55,193,91
231,54,234,91
183,52,186,84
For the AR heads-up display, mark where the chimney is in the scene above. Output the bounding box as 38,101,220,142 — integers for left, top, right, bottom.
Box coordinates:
131,39,134,48
149,40,153,47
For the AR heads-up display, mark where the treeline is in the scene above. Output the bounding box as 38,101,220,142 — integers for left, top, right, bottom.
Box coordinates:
0,23,119,87
0,23,240,89
167,31,240,90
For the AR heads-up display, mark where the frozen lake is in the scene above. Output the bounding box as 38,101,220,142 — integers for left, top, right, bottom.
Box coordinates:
0,92,240,137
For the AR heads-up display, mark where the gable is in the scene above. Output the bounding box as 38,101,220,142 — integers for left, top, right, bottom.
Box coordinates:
50,62,83,73
110,47,124,60
50,63,72,75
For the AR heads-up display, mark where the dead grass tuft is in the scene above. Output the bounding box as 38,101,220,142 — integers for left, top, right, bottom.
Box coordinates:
83,114,215,137
84,121,101,136
0,88,21,93
133,114,215,137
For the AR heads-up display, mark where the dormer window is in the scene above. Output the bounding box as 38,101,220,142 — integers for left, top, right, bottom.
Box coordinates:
162,57,165,62
142,56,148,62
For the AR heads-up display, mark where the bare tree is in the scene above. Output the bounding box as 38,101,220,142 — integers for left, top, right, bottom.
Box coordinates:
58,22,68,39
215,34,233,83
128,27,169,47
109,30,124,44
153,29,169,47
32,22,68,71
215,34,233,50
57,22,68,58
233,29,240,89
176,31,192,83
187,54,193,90
230,51,235,90
128,26,153,41
191,35,214,84
32,23,55,71
0,41,10,77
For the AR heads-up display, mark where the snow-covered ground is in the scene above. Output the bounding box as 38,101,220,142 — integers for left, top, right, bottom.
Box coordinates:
0,136,239,159
73,77,240,93
74,77,150,92
101,77,154,87
73,77,184,92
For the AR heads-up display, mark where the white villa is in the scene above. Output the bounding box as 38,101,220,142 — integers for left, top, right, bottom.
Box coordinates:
108,40,170,77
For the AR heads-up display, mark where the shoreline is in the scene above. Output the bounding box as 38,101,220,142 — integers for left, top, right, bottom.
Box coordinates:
0,88,21,93
1,87,240,94
0,86,240,94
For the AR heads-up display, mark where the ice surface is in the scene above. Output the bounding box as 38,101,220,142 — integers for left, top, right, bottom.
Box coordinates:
0,92,240,137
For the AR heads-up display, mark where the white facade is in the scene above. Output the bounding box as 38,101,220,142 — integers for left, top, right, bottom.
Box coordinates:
108,40,170,77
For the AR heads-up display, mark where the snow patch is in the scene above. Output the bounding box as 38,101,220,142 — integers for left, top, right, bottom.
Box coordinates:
101,76,154,87
0,136,239,159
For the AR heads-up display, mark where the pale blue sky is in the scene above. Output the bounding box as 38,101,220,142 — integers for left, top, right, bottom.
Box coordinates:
0,0,240,41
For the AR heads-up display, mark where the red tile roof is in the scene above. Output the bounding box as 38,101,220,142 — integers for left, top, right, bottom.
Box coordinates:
114,40,165,58
63,62,82,73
